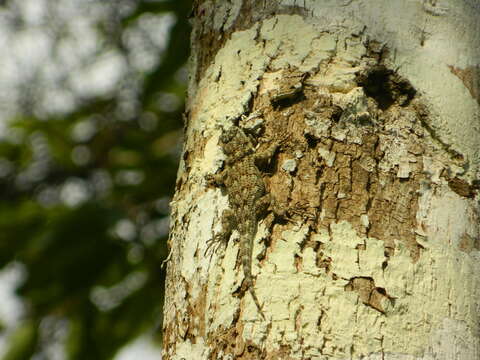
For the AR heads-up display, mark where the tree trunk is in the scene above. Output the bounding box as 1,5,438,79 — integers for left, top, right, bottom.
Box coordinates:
163,1,480,358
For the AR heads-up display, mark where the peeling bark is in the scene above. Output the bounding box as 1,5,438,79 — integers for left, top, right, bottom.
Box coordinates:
164,1,480,359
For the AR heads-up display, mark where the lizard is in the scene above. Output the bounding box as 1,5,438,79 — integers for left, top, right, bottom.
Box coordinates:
206,125,280,319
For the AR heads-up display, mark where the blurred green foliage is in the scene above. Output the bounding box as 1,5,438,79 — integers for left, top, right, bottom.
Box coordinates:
0,0,192,358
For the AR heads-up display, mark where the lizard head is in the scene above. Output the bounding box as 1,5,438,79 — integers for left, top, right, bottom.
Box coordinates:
219,126,253,158
219,127,238,144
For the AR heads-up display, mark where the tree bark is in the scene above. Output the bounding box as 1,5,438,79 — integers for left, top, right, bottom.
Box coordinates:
163,1,480,359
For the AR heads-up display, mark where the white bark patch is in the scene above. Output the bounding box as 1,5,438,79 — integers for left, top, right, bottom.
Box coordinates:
318,147,336,167
181,190,224,283
208,229,241,329
172,338,207,360
281,158,297,173
260,17,336,72
190,23,268,132
203,133,225,174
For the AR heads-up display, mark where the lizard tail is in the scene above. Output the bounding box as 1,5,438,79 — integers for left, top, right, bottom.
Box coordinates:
249,287,265,320
241,233,265,320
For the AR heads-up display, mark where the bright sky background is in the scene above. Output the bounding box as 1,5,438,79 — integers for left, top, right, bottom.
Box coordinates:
0,0,177,358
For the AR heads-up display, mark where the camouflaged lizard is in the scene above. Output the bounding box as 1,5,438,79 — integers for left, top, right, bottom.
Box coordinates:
207,125,280,319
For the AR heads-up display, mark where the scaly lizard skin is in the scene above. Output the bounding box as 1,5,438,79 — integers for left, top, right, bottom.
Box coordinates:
207,126,278,319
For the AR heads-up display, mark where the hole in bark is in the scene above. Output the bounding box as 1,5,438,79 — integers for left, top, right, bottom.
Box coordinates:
330,105,343,122
304,133,319,148
356,65,416,110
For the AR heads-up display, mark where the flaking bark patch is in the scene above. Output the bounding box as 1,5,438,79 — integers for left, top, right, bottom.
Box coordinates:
253,61,429,262
447,177,477,198
458,233,480,253
206,321,267,360
190,1,310,87
345,277,394,313
448,64,480,106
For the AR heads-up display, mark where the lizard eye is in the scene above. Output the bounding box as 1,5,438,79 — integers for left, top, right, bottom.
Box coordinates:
220,128,237,143
219,133,229,143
